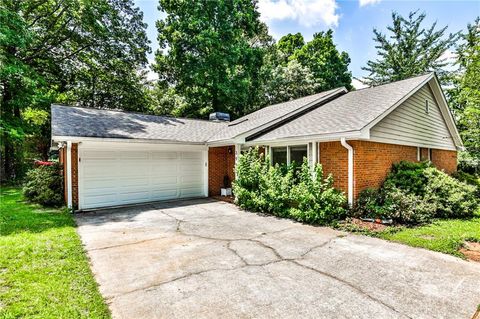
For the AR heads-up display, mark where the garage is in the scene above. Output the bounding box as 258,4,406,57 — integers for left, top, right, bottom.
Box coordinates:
78,143,208,210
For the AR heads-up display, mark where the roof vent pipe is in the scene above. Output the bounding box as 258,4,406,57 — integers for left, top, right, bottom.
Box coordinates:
209,112,230,122
340,138,354,206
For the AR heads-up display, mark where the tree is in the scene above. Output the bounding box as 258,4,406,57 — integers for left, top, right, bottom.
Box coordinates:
259,60,323,106
276,33,305,64
154,0,273,118
0,0,150,180
293,30,352,91
449,18,480,166
362,11,457,85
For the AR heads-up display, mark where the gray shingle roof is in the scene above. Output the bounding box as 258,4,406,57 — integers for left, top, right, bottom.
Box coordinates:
208,87,346,142
51,105,227,143
251,73,433,142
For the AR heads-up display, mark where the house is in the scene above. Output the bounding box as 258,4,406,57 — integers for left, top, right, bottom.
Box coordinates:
51,73,462,211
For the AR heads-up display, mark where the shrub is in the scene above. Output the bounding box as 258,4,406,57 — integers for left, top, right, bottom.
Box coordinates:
233,147,347,224
453,171,480,197
352,188,385,219
458,151,480,175
355,161,478,224
381,187,437,224
23,163,64,207
422,167,477,218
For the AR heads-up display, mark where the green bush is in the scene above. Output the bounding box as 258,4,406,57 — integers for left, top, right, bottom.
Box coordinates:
23,163,64,207
233,147,347,224
354,161,478,224
453,171,480,197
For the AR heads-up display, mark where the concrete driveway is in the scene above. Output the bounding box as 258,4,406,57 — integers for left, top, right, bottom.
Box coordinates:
75,199,480,319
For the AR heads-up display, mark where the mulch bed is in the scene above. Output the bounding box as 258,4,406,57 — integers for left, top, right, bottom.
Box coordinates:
212,195,234,203
349,218,388,232
460,241,480,263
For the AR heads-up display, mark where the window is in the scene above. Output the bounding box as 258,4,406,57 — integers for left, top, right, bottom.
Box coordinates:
272,147,287,165
425,100,429,114
290,145,308,164
271,145,308,165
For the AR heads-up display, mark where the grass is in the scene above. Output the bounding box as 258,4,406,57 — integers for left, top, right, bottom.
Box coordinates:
339,208,480,258
0,187,110,319
377,212,480,257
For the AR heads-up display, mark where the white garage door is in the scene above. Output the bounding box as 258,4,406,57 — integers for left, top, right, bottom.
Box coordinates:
78,146,206,209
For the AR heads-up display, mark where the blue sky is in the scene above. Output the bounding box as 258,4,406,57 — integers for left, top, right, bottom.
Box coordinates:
134,0,479,81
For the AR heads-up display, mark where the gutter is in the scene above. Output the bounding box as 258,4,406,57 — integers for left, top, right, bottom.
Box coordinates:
340,138,354,206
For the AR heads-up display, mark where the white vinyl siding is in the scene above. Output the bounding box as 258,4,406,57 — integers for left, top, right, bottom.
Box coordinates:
78,146,206,209
370,84,456,150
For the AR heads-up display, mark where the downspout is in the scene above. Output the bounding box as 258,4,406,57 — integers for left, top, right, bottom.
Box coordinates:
340,138,354,206
66,141,73,209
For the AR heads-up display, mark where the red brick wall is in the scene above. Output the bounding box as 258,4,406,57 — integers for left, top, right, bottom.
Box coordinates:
350,141,418,198
431,149,457,174
319,142,348,192
208,146,235,196
318,140,457,199
72,143,79,209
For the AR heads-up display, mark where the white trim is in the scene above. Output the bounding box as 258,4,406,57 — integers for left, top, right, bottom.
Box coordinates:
52,135,206,146
245,130,365,147
417,147,421,161
311,141,318,175
79,140,207,151
366,136,457,151
286,146,291,165
203,149,209,197
66,141,73,209
340,138,354,206
234,144,242,178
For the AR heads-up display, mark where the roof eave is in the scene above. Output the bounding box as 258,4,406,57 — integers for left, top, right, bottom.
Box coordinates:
51,135,208,145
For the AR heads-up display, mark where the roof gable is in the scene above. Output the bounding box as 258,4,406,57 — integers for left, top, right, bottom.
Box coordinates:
251,73,434,143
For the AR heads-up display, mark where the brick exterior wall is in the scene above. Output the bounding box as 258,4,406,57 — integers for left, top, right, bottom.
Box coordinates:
319,142,348,193
431,149,457,174
72,143,79,209
208,146,235,196
318,140,457,199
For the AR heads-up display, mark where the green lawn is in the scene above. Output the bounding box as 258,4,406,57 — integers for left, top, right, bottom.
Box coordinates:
0,187,110,319
377,214,480,257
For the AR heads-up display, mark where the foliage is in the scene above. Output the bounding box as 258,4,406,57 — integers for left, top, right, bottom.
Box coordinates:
354,161,478,224
154,0,272,118
276,32,305,65
23,163,63,207
292,30,352,91
233,147,347,224
0,187,110,318
457,151,480,175
448,18,480,166
353,187,436,224
259,60,324,106
1,0,150,181
453,171,480,197
362,10,457,85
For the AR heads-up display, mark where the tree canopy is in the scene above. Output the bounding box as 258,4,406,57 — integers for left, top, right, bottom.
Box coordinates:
154,0,272,118
0,0,150,180
362,10,457,85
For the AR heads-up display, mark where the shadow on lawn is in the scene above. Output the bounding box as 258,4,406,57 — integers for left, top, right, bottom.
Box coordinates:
0,188,74,237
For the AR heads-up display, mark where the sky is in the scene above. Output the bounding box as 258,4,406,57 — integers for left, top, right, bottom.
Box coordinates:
134,0,480,85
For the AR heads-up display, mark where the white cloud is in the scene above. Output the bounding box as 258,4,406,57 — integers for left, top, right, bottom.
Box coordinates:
359,0,381,7
258,0,340,28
